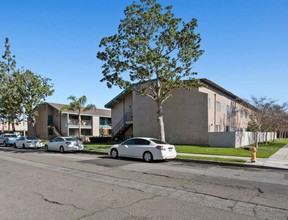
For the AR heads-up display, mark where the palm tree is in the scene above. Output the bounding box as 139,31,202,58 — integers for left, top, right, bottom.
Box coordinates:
62,95,96,139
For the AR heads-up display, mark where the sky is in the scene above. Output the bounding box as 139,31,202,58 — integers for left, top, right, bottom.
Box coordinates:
0,0,287,109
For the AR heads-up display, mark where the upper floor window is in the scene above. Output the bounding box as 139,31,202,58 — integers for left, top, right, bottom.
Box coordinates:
100,117,111,126
216,101,221,112
226,105,231,115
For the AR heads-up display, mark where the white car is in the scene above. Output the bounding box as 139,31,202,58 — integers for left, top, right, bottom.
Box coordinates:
108,137,177,162
14,136,42,148
45,137,84,153
0,133,18,146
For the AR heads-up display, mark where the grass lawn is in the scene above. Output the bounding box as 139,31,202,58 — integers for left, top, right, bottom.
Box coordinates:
83,143,111,153
176,138,288,158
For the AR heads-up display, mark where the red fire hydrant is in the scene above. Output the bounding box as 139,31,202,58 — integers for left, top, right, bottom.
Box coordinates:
250,147,257,162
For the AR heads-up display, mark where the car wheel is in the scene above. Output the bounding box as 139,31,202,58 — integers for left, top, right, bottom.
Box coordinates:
4,141,7,147
143,151,153,162
22,144,25,149
110,149,118,159
14,143,17,148
45,145,49,152
60,146,65,153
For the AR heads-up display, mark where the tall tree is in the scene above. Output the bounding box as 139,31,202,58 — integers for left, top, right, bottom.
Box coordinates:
61,96,96,139
17,69,54,135
0,38,21,132
97,0,204,141
0,38,54,134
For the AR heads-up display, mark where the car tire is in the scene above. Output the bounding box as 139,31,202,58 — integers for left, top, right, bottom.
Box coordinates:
23,144,25,149
14,143,16,148
4,141,7,147
45,145,49,152
143,151,153,162
60,146,65,153
110,149,118,159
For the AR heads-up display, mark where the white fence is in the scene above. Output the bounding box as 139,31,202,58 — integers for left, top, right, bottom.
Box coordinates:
208,131,275,148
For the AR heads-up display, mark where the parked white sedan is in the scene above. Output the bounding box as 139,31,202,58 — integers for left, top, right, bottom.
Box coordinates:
14,136,42,148
45,137,84,153
108,137,177,162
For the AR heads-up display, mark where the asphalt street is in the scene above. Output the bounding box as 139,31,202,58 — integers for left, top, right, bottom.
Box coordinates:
0,148,288,220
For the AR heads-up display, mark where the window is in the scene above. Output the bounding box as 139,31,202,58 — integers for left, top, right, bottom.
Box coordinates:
100,117,111,126
226,105,231,115
134,139,150,145
123,139,135,145
216,101,221,112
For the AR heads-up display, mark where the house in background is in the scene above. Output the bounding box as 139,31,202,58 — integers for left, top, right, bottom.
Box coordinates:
28,102,111,140
0,120,27,135
105,78,273,147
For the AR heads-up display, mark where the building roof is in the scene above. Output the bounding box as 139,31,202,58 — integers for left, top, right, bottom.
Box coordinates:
46,102,111,117
104,78,252,109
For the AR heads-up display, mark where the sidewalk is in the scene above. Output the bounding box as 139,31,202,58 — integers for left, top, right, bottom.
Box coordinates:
177,144,288,170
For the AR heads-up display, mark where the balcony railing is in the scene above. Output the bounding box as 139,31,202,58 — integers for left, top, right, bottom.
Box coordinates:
68,119,92,126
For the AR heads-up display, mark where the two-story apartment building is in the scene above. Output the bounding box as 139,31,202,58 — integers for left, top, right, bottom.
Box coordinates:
28,102,111,140
105,79,251,146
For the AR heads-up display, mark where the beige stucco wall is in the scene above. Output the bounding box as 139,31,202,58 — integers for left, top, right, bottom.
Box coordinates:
133,88,209,145
110,91,133,128
200,87,249,132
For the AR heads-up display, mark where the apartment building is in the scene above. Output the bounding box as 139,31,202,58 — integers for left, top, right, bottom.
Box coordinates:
28,102,111,140
105,79,251,146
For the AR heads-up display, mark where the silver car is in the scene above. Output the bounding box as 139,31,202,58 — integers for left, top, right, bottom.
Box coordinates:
44,137,84,153
14,136,42,148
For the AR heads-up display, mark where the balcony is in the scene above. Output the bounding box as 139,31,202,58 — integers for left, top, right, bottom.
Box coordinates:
68,119,92,127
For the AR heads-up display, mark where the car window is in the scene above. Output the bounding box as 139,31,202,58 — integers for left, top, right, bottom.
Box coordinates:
133,139,150,145
50,137,58,142
150,139,167,144
65,138,77,141
122,139,135,145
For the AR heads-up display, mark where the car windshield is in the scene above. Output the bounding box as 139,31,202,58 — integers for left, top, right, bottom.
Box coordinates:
150,139,167,144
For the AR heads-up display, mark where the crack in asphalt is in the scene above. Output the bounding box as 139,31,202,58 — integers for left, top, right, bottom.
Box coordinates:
34,192,85,211
77,195,159,219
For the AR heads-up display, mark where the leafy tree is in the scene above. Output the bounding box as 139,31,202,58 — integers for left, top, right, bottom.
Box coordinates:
97,0,204,141
0,38,21,132
61,96,96,139
0,38,54,134
17,69,54,135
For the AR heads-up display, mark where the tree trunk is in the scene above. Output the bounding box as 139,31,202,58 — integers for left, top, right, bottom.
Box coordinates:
157,102,165,142
78,114,81,139
12,122,16,132
265,131,268,145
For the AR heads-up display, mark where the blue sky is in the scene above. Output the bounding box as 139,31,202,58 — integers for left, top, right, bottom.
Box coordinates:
0,0,287,109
